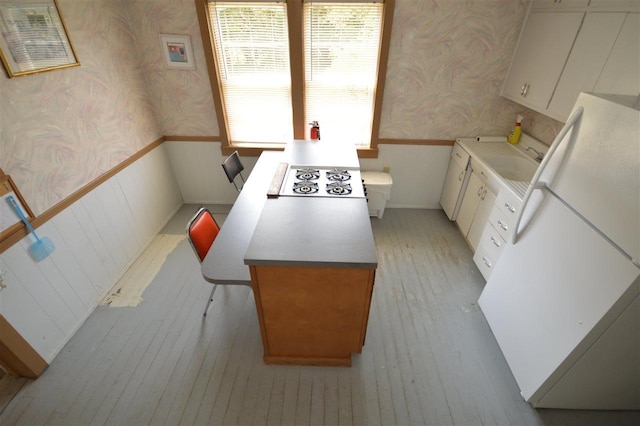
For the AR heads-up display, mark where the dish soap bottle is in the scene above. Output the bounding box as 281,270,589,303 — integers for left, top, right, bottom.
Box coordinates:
508,115,523,144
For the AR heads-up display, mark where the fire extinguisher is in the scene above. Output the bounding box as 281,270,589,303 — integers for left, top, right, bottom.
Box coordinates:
309,121,320,140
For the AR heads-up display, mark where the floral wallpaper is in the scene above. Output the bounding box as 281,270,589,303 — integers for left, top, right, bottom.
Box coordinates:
0,0,562,215
0,0,162,215
380,0,563,143
124,0,218,136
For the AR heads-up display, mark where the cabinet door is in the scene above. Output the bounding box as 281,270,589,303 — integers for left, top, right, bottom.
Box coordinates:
440,156,468,220
467,186,497,252
502,11,584,112
456,172,483,237
594,13,640,95
547,12,626,120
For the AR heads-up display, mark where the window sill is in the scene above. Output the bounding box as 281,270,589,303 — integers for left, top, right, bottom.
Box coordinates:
221,143,379,159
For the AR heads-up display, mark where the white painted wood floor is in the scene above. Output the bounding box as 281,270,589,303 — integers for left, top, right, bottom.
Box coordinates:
1,205,638,426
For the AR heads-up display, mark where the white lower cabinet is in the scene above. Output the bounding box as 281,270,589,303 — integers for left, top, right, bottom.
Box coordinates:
474,224,505,279
440,143,471,220
473,188,523,280
456,161,497,252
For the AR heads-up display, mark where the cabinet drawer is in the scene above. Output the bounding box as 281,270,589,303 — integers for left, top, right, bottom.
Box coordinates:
495,189,522,225
478,222,506,262
473,238,501,281
451,143,470,169
489,205,512,242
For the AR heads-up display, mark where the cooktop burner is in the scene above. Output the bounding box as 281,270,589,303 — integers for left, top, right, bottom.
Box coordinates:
326,169,351,182
293,180,319,194
296,168,321,180
326,181,352,195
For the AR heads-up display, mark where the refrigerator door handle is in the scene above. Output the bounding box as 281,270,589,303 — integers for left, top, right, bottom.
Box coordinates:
512,107,584,244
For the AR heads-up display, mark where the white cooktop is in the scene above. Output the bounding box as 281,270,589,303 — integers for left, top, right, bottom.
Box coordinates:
279,166,366,198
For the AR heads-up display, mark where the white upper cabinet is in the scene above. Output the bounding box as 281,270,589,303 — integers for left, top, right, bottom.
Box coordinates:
502,11,584,114
547,12,627,119
503,1,640,122
593,13,640,95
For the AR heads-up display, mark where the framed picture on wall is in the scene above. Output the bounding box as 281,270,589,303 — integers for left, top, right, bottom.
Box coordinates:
0,0,80,78
159,34,195,70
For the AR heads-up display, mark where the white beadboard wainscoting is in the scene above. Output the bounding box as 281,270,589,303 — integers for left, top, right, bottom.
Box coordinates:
165,141,259,205
166,141,452,209
360,144,451,209
0,144,182,363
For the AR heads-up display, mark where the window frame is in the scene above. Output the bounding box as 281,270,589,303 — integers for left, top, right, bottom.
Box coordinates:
195,0,395,157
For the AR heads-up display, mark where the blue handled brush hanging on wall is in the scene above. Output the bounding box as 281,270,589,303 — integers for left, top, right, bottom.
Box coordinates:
6,195,55,261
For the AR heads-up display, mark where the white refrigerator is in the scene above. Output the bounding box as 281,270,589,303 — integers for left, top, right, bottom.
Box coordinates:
478,93,640,409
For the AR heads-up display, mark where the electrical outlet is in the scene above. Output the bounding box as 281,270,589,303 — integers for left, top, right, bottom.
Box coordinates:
0,269,6,289
383,166,390,173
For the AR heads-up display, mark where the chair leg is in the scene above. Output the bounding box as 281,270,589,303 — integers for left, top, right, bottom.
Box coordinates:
203,285,217,316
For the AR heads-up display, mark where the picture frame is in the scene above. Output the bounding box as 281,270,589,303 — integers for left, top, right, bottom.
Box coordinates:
0,0,80,78
159,34,195,70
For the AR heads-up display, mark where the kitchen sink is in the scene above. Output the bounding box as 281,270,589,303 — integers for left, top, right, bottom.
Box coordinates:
482,155,538,182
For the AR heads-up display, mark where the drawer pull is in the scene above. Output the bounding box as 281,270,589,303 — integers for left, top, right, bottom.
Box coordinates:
490,236,501,247
497,220,508,231
504,202,516,213
482,257,492,268
455,152,462,159
458,171,464,181
481,188,487,201
477,186,484,196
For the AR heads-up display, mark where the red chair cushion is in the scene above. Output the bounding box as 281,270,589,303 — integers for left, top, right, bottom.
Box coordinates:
189,211,220,262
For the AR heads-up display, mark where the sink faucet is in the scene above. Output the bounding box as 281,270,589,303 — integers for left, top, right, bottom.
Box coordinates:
526,146,544,162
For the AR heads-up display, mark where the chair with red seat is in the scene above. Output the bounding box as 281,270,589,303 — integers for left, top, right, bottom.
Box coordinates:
186,207,222,316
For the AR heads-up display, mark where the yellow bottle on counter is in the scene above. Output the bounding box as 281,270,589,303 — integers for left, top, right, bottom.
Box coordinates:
508,115,523,144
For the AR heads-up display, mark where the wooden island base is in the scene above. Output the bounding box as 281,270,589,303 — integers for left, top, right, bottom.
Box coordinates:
249,265,375,367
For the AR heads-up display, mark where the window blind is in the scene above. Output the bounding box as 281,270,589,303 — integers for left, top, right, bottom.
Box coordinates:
209,2,293,143
303,2,383,146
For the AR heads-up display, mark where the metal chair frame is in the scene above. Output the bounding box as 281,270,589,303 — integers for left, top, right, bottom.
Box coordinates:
222,151,245,192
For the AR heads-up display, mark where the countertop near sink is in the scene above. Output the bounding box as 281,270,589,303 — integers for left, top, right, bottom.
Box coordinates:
457,137,543,199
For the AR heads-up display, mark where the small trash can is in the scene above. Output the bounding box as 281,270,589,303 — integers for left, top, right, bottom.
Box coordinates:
361,171,393,218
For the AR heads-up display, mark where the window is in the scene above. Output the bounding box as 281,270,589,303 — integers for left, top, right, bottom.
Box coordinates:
304,3,382,145
209,2,293,143
203,0,390,149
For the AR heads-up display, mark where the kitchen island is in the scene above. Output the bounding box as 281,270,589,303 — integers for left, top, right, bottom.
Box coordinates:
245,140,377,366
244,141,377,366
246,197,377,366
202,140,377,366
